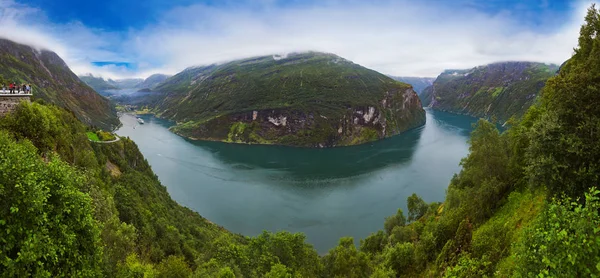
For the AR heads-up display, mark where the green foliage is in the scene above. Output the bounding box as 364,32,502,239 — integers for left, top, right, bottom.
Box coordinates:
264,263,292,278
443,254,491,278
389,226,417,245
2,6,600,277
245,231,322,277
87,131,101,141
526,5,600,200
322,237,371,278
514,188,600,277
96,130,116,141
360,230,387,255
384,209,407,235
117,254,158,278
384,242,415,276
156,256,192,278
0,131,103,277
407,193,428,221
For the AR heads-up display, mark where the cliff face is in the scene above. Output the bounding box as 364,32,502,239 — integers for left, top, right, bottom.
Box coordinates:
0,39,119,130
148,52,425,147
172,87,425,147
421,62,558,122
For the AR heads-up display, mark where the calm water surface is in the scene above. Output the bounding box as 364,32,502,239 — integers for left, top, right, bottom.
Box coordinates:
116,109,479,253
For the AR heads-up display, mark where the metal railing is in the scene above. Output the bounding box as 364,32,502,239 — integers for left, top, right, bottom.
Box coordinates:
0,88,33,95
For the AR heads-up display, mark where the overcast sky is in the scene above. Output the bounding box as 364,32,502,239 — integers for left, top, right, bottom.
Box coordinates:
0,0,595,79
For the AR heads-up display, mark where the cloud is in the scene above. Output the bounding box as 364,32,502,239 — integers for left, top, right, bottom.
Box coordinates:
0,0,596,78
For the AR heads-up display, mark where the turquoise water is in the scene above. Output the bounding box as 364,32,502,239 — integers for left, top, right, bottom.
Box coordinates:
116,109,479,253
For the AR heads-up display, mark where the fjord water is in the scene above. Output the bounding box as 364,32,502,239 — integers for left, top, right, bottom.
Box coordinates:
116,109,478,253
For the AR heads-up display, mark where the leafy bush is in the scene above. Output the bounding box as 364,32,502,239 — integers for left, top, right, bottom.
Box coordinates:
514,188,600,277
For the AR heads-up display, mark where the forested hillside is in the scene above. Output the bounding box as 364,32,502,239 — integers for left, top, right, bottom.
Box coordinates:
0,39,119,130
144,52,426,147
421,62,557,123
1,4,599,277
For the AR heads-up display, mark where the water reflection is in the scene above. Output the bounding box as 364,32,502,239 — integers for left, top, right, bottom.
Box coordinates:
120,109,478,253
185,126,424,181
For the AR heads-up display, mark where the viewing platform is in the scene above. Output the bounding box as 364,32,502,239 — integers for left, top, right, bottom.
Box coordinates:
0,89,32,116
0,89,33,96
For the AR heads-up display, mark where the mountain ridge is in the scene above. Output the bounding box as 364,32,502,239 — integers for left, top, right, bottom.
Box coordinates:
0,38,119,130
144,52,426,147
421,61,558,122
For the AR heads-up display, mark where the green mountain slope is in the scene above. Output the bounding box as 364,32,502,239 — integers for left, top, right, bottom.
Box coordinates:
79,74,119,91
148,52,425,147
0,38,119,130
388,76,435,95
422,62,558,122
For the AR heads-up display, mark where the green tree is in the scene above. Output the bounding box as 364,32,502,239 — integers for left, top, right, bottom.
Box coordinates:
407,193,429,221
0,131,103,277
157,256,192,278
384,242,415,276
247,231,322,277
360,230,387,255
117,254,158,278
527,4,600,199
322,237,371,278
264,263,292,278
384,209,407,235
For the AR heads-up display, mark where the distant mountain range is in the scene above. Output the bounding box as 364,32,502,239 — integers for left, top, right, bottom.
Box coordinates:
139,52,425,147
135,74,171,90
388,76,435,95
0,39,119,130
78,74,171,92
421,62,559,122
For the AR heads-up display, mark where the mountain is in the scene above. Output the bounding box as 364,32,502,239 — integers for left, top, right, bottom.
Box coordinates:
135,73,171,90
0,38,119,130
421,62,558,122
79,74,119,91
388,76,435,95
148,52,426,147
109,78,143,89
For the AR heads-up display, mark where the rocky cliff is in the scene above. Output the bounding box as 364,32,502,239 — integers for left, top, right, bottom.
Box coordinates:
146,52,425,147
422,62,558,122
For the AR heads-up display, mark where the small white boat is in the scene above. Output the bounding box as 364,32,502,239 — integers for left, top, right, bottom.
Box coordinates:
137,118,145,124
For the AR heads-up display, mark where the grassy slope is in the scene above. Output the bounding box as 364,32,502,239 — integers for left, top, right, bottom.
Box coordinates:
0,39,119,130
423,62,557,122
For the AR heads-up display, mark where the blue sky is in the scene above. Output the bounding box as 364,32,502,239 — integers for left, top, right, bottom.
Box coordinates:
0,0,592,78
24,0,574,32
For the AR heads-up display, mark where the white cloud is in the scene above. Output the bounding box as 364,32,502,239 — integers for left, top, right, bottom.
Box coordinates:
0,0,596,79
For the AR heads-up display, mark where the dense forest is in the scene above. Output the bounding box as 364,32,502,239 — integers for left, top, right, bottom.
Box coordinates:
1,4,600,277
